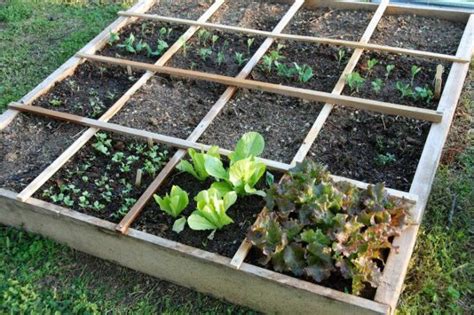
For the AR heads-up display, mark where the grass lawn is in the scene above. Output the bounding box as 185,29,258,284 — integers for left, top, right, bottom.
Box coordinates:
0,1,472,313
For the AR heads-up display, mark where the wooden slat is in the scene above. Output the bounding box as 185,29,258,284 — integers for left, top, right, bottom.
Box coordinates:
118,11,469,63
292,0,389,164
374,14,474,313
15,0,226,202
230,0,391,270
0,0,157,131
78,53,443,123
116,0,307,234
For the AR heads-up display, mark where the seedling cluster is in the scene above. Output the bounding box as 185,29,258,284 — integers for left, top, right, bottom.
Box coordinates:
260,45,314,83
346,58,434,104
42,133,169,220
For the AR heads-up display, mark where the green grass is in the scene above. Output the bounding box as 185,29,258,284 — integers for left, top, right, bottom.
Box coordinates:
0,0,473,313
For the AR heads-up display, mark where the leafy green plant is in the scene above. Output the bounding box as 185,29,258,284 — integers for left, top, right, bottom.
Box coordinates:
211,34,219,48
135,40,152,56
371,79,383,94
216,51,225,66
92,133,112,156
337,49,346,66
396,81,413,99
197,29,211,46
152,39,169,56
261,49,285,73
375,153,397,166
346,72,365,93
275,62,295,79
293,63,314,83
187,188,237,232
117,34,136,53
247,38,255,54
414,86,434,104
154,185,189,233
108,31,120,45
198,47,212,61
385,64,395,80
410,65,422,85
247,160,410,295
234,52,248,66
176,146,221,181
366,58,378,75
49,99,62,107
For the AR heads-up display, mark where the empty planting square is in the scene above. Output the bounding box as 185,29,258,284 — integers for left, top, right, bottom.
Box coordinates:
0,114,84,192
309,107,430,191
200,90,323,163
370,13,465,54
110,76,225,139
147,0,214,20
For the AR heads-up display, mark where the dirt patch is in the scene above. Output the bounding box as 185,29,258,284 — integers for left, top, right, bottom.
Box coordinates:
342,52,451,109
148,0,213,20
200,90,323,164
32,62,142,118
284,7,373,41
371,14,465,55
110,76,225,139
309,107,430,191
251,40,349,92
34,133,171,223
0,114,85,192
132,170,269,258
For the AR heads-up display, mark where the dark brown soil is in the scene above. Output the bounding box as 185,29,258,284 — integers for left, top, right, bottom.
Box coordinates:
0,114,85,192
34,133,171,223
343,52,451,109
251,40,350,92
371,14,465,55
100,21,188,63
110,75,225,139
309,107,431,191
200,90,323,164
132,170,269,258
148,0,214,20
32,62,142,118
209,0,291,31
168,30,264,76
284,7,374,41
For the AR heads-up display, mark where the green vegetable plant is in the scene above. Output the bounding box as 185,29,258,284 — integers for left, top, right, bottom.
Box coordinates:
176,146,221,181
375,153,397,166
371,79,383,94
154,185,189,233
92,133,112,156
216,51,225,66
275,62,295,79
346,72,365,93
198,47,212,61
413,86,433,104
108,31,120,45
410,65,422,85
396,81,413,99
293,63,314,83
197,29,211,46
337,49,345,66
187,188,237,233
234,52,248,66
152,39,169,57
261,48,285,73
366,58,378,75
247,38,255,54
247,160,410,295
117,34,136,53
211,34,219,48
385,64,395,80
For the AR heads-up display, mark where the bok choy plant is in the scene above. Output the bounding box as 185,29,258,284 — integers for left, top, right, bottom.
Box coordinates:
153,185,189,233
176,146,221,181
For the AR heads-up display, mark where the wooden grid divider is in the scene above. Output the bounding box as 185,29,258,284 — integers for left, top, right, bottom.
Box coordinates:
76,53,444,123
15,0,226,202
229,0,391,269
115,0,307,234
0,0,157,131
9,101,419,204
117,11,470,63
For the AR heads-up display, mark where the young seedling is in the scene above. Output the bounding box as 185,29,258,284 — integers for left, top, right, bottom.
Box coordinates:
211,34,219,48
410,65,422,85
177,146,221,181
118,34,136,53
216,51,225,66
115,198,137,219
375,153,397,166
396,81,413,99
178,37,189,57
135,40,152,56
346,72,366,93
198,47,212,61
385,64,395,80
154,185,189,233
371,79,383,94
108,31,120,45
337,49,346,66
294,63,314,83
275,62,295,79
92,133,112,156
197,29,211,46
159,27,167,39
414,86,434,104
49,99,62,107
234,52,248,66
367,58,378,76
152,39,169,56
261,49,285,73
247,38,255,54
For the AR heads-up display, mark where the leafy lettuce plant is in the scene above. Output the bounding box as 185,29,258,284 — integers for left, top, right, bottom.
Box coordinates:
153,185,189,233
248,160,410,295
187,188,237,231
176,146,220,181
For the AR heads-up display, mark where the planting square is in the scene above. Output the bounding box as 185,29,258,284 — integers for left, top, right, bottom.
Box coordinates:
1,1,472,314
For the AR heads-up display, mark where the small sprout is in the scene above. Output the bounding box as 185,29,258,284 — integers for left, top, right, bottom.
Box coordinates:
108,31,120,45
371,79,383,94
211,34,219,48
294,63,314,83
81,176,89,183
367,58,378,75
410,65,422,85
142,160,158,176
115,198,137,219
414,86,434,104
234,52,248,66
261,49,285,72
247,38,255,54
385,64,395,80
152,39,169,56
166,28,173,39
198,47,212,61
337,49,346,66
153,185,189,219
197,29,211,46
63,196,74,207
93,201,106,211
49,99,62,107
112,152,125,163
346,72,366,93
106,90,116,100
396,81,413,99
375,153,397,166
92,133,112,156
261,55,274,73
216,51,225,66
159,27,167,39
275,61,295,79
118,34,136,53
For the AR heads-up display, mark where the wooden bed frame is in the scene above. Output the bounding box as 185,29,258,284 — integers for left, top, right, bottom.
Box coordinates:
1,1,473,313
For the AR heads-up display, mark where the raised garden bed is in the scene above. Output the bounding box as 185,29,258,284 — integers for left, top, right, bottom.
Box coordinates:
1,0,473,314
